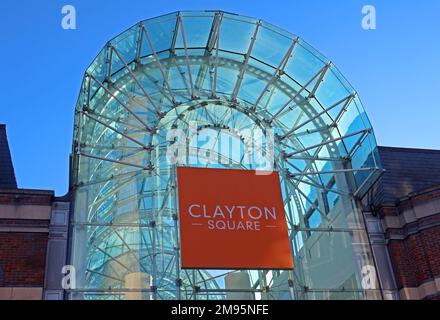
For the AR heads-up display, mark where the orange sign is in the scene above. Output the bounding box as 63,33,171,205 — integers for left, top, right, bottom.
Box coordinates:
177,167,294,270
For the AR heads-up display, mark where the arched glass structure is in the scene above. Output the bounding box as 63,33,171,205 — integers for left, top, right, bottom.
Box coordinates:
70,11,383,300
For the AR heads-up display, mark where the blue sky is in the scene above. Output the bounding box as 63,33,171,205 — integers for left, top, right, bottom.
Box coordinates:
0,0,439,195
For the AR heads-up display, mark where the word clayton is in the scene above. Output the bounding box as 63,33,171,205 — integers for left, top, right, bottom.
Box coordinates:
187,204,279,231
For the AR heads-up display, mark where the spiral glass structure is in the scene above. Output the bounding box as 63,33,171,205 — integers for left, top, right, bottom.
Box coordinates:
70,11,383,300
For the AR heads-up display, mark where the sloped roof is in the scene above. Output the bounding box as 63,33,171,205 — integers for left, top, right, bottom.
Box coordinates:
375,146,440,204
0,124,17,189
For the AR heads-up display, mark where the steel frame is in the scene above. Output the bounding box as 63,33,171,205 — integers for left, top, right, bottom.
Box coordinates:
70,11,382,301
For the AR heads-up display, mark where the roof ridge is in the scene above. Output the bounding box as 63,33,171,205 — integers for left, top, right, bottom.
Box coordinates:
378,145,440,154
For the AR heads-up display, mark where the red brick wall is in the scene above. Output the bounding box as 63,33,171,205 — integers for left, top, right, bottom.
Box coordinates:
0,233,48,286
388,226,440,290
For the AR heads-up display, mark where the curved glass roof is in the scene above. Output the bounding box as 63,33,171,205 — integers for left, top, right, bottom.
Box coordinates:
70,10,383,300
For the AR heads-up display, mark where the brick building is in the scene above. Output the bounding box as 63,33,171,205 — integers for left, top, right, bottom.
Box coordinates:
0,124,69,300
0,123,439,300
364,147,440,300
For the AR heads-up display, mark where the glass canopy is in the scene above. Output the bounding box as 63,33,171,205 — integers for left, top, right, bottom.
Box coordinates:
70,10,383,300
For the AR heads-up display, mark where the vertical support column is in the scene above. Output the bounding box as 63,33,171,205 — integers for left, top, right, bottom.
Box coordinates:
173,166,182,300
70,189,88,300
225,271,254,300
288,271,296,300
125,272,151,300
70,106,88,300
363,211,399,300
151,169,158,300
44,201,71,300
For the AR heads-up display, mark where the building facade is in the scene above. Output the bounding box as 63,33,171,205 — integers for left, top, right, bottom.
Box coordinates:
364,147,440,300
0,125,70,300
0,11,439,300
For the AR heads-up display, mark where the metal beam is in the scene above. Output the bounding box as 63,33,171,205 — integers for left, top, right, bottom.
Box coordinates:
93,245,133,273
79,151,152,170
83,111,149,150
194,12,223,91
177,15,197,99
308,62,331,99
289,175,351,197
251,37,298,111
286,155,344,162
285,159,334,194
110,44,161,114
269,64,329,122
211,17,222,99
285,128,371,158
231,21,261,102
288,180,329,221
88,73,153,132
346,128,369,157
142,25,178,105
85,109,145,131
280,93,355,141
289,167,376,177
207,12,223,52
76,170,146,188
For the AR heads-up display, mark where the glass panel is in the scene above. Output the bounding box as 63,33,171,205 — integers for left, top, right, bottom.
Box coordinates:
177,15,214,48
291,230,380,293
219,17,256,54
284,41,327,87
252,25,293,67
